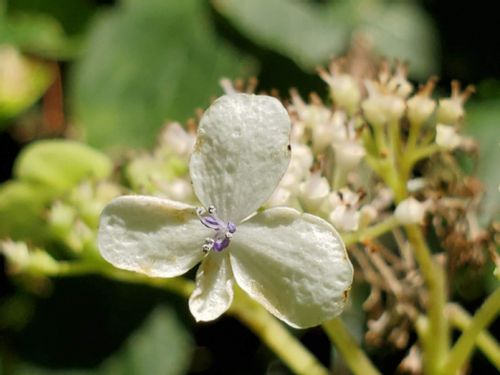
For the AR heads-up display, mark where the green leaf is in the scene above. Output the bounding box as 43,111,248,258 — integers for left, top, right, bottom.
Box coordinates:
6,0,96,36
71,0,254,149
357,2,439,78
0,13,81,60
466,100,500,222
13,140,113,192
0,45,54,124
99,306,193,375
12,306,193,375
214,0,348,70
0,181,52,241
215,0,438,78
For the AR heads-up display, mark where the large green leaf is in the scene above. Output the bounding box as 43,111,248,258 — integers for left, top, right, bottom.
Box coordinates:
12,306,193,375
13,140,113,192
71,0,254,149
214,0,348,70
214,0,438,77
466,100,500,222
356,2,439,78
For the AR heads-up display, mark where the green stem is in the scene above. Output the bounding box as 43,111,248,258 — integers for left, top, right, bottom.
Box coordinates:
231,289,329,375
322,318,381,375
48,261,329,375
441,288,500,375
447,303,500,371
409,144,441,165
405,225,448,375
406,120,422,154
342,216,400,246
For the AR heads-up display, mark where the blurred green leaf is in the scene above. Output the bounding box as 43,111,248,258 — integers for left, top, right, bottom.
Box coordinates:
356,2,439,78
99,306,192,375
12,306,193,375
215,0,438,77
0,45,54,124
0,181,52,241
466,100,500,222
71,0,254,149
6,0,96,36
213,0,348,70
0,13,81,59
13,140,113,192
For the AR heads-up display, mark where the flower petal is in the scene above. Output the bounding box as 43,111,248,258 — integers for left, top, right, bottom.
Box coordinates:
189,252,234,321
98,195,208,277
230,207,353,328
190,94,291,222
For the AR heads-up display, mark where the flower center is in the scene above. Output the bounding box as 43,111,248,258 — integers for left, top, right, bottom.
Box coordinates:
196,205,236,253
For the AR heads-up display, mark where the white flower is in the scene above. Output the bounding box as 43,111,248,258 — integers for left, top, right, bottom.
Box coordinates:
394,197,426,225
436,124,462,150
98,94,353,328
328,189,361,232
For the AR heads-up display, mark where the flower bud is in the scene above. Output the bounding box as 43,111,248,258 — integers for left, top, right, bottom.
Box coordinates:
437,98,464,125
407,95,436,125
328,189,361,231
330,74,361,114
436,81,474,125
299,172,330,211
436,124,462,150
395,197,426,225
334,141,366,172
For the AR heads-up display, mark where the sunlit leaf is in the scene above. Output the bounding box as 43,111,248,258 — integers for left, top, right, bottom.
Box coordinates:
71,0,254,149
13,140,113,192
0,45,54,125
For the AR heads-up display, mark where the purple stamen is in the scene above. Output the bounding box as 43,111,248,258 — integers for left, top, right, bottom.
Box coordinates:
227,221,236,233
197,206,236,253
200,215,224,230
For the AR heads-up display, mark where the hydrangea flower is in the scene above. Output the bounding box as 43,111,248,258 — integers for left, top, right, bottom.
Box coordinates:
98,94,353,328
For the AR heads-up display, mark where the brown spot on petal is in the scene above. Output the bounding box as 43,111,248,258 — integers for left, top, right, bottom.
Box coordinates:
343,288,351,302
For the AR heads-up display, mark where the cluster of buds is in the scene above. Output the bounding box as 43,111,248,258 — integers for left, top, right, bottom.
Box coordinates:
126,122,196,202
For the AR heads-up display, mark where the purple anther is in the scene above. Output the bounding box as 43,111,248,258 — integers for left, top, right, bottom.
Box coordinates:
227,221,237,234
200,215,224,230
197,206,237,253
213,237,230,252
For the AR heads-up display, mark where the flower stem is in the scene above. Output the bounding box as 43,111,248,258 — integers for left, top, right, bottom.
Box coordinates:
322,318,381,375
446,303,500,371
441,288,500,375
230,289,330,375
342,216,400,246
405,225,448,375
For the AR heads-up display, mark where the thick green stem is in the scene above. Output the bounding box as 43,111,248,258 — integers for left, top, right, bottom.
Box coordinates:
447,303,500,371
441,288,500,375
322,318,381,375
406,225,448,375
